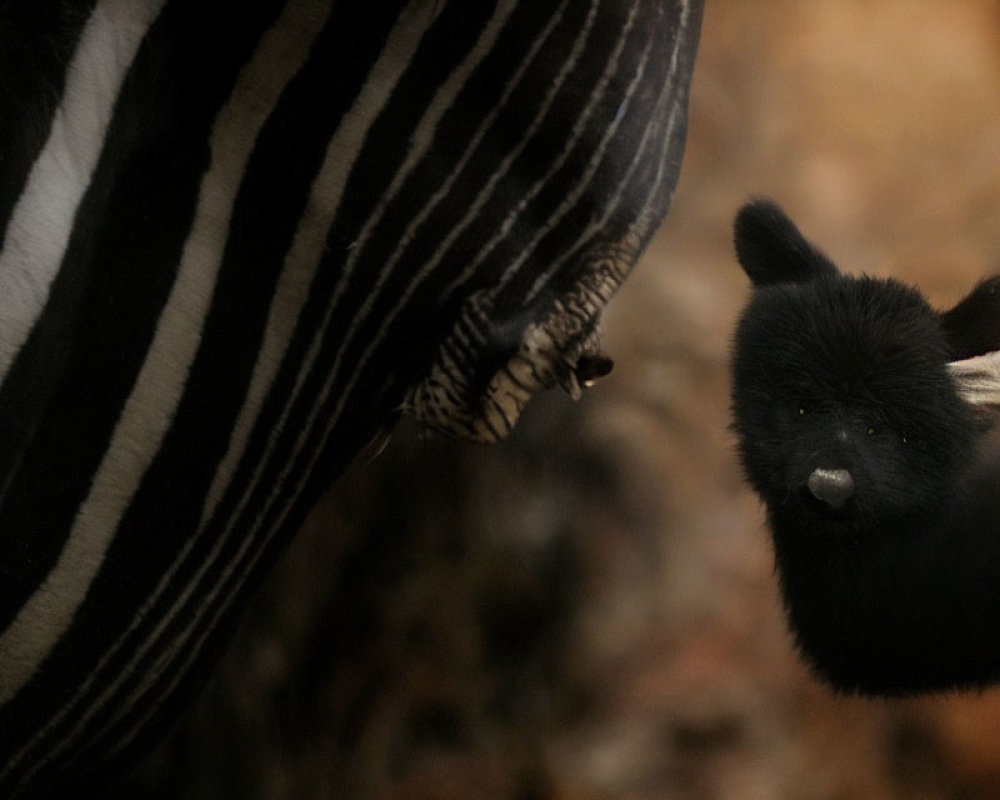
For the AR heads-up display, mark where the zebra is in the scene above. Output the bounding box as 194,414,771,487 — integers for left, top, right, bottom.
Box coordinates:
0,0,702,795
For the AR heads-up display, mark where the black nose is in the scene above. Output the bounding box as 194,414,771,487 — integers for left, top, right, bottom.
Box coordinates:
807,468,855,510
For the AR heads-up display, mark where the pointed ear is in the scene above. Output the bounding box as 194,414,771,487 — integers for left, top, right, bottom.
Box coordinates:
734,199,839,287
940,275,1000,360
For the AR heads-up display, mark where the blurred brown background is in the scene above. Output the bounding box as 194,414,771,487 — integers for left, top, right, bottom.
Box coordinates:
124,1,1000,798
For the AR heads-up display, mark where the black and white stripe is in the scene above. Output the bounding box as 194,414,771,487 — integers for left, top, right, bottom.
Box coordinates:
0,0,701,794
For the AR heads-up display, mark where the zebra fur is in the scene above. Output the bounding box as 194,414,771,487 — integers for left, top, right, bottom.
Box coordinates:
0,0,701,794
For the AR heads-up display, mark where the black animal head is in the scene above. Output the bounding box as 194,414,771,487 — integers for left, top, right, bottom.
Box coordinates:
731,200,975,536
729,200,1000,695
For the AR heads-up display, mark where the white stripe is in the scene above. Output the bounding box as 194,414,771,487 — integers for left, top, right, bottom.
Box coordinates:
8,0,441,779
112,0,455,713
199,0,449,529
91,0,524,757
328,0,590,386
193,0,561,592
0,0,166,384
195,0,577,629
325,0,597,418
43,0,683,773
2,0,333,782
184,0,570,625
268,0,676,660
111,0,574,732
451,0,642,297
140,0,441,672
146,0,677,733
111,0,443,701
104,0,695,772
0,0,322,722
522,0,689,302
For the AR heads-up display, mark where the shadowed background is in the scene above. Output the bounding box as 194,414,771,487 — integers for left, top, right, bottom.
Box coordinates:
123,1,1000,797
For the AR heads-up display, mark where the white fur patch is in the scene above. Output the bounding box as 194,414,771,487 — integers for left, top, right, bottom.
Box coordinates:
949,350,1000,409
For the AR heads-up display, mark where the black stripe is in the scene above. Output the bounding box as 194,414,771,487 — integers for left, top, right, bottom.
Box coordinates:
0,0,703,792
65,0,414,743
48,1,518,766
55,412,381,789
0,0,96,244
344,0,630,389
0,0,96,605
206,0,526,553
0,0,288,784
297,0,573,401
495,0,689,309
340,0,576,322
0,0,414,781
153,0,418,575
149,0,483,617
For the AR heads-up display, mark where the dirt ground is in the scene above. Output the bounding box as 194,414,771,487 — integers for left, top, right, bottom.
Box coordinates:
124,2,1000,798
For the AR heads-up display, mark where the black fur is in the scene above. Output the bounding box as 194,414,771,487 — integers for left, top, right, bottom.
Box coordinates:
730,199,1000,695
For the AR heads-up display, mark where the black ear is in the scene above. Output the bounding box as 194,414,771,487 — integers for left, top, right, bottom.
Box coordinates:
734,199,839,287
940,275,1000,360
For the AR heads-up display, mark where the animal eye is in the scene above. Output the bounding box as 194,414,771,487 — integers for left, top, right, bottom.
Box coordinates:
866,427,876,436
901,434,908,444
798,406,807,416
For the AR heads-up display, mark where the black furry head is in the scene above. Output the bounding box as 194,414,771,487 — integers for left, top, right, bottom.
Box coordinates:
732,203,974,534
730,200,1000,695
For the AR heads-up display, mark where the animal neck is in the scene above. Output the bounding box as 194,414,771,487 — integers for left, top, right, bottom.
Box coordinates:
772,471,1000,695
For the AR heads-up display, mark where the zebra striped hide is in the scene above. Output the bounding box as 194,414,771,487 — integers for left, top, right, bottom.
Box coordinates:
0,0,701,795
